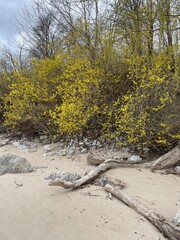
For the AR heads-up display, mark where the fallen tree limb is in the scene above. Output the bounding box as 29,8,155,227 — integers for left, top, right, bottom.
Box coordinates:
151,144,180,171
104,184,180,240
87,150,130,165
49,159,125,189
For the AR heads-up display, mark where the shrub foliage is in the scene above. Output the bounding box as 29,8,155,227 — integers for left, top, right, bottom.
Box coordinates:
2,52,179,149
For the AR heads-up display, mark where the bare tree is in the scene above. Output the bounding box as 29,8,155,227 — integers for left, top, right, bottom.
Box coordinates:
17,0,60,59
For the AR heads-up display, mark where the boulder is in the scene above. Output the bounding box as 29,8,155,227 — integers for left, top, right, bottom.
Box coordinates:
46,172,81,182
0,154,33,175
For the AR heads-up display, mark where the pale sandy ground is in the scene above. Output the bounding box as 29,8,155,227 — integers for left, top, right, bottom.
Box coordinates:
0,143,180,240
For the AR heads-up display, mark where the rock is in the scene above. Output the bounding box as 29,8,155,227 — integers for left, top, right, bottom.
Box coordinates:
39,135,51,144
94,177,114,187
40,135,46,140
128,155,142,162
79,141,84,146
174,166,180,174
43,145,51,152
13,141,21,148
81,148,88,154
12,141,37,150
0,154,33,175
143,147,150,154
121,147,130,152
68,148,76,155
24,142,37,151
46,172,81,182
60,149,67,156
92,140,97,147
0,139,9,147
95,140,103,148
171,210,180,226
68,139,74,148
58,141,65,149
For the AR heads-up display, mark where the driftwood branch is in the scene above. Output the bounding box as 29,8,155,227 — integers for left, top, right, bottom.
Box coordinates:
87,155,149,167
49,159,125,189
151,144,180,171
104,184,180,240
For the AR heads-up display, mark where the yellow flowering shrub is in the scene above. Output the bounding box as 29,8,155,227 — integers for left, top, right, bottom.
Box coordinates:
0,72,13,122
2,52,179,148
4,57,65,134
103,54,180,148
50,59,102,136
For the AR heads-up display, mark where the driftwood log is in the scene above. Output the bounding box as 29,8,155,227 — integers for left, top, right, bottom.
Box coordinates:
151,144,180,171
104,184,180,240
87,143,180,173
87,150,130,165
49,159,125,189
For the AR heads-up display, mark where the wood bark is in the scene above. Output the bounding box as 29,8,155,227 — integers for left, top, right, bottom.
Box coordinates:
104,184,180,240
151,144,180,171
87,156,148,167
49,159,125,189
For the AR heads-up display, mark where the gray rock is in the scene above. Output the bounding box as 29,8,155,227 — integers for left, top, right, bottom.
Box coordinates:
128,155,142,162
60,149,67,156
81,148,88,154
79,141,84,146
95,140,103,148
43,139,51,144
12,141,37,150
171,210,180,226
121,147,130,152
40,135,48,141
143,147,150,153
0,154,33,175
68,148,76,155
0,139,9,147
68,139,74,147
92,140,97,146
58,142,64,148
174,166,180,174
46,172,81,182
13,141,21,148
94,177,114,187
43,145,51,152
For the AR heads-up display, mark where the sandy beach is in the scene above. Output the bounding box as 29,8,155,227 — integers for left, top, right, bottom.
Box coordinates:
0,143,180,240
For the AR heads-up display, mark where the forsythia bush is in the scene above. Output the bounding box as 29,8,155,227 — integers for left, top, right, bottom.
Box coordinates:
4,57,64,134
0,72,13,122
104,54,180,148
50,58,103,136
2,52,179,149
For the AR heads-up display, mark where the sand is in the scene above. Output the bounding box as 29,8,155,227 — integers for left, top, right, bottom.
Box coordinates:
0,143,180,240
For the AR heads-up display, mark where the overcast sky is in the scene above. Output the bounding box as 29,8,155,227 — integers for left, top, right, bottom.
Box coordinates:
0,0,30,50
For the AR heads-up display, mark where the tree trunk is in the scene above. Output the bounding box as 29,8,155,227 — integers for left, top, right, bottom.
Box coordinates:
104,184,180,240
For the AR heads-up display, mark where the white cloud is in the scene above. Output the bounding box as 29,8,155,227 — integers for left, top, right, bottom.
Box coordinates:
0,0,31,48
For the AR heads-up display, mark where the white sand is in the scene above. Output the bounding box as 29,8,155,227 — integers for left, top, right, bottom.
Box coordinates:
0,143,180,240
